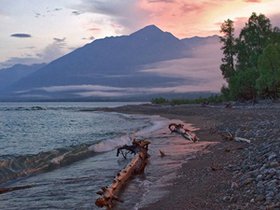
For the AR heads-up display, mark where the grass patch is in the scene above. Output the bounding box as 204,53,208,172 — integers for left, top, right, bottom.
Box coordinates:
151,94,225,105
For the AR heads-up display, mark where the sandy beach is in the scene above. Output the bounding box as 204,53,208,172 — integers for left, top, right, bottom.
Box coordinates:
96,103,280,210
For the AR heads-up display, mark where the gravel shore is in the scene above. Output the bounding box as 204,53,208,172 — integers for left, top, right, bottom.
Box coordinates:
96,103,280,210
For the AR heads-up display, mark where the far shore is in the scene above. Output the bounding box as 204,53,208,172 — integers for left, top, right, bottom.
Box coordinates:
95,103,280,210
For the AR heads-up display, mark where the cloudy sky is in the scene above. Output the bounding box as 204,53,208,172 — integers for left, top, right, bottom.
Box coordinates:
0,0,280,69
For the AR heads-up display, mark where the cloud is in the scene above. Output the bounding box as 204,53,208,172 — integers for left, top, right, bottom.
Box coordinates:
72,0,280,39
53,37,66,42
140,39,224,92
31,81,220,98
78,91,127,97
72,11,82,15
54,8,62,12
39,85,124,92
89,27,101,32
37,38,68,62
34,12,41,18
76,0,150,34
180,2,208,13
10,33,32,38
244,0,262,3
20,46,36,50
0,57,42,68
147,0,175,3
82,36,95,41
0,38,69,68
74,0,223,37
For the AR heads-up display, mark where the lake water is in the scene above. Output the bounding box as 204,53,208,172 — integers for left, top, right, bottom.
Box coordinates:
0,102,204,210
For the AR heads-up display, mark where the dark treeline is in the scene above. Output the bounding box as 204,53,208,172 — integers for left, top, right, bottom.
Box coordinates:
220,12,280,101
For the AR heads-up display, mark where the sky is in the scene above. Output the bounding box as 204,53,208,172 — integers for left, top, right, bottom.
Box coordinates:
1,0,280,69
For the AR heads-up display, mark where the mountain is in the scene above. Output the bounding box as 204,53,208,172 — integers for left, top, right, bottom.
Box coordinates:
181,35,220,50
1,25,221,101
10,25,187,90
0,63,46,90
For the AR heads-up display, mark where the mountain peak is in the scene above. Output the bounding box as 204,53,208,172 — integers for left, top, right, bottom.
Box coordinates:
130,24,164,37
142,24,163,32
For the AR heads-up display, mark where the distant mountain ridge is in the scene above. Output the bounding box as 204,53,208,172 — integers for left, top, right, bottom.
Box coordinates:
182,35,220,50
10,25,187,90
0,25,221,101
0,63,46,90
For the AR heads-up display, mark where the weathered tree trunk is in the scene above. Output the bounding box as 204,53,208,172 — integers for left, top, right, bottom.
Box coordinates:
95,140,150,209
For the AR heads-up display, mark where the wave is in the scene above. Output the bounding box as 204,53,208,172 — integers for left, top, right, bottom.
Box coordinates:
0,133,135,185
0,106,47,112
0,106,82,112
89,116,168,152
0,144,95,185
0,115,168,186
89,135,132,152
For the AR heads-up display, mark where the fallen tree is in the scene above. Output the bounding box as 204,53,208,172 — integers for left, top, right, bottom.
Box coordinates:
168,123,199,142
95,139,150,209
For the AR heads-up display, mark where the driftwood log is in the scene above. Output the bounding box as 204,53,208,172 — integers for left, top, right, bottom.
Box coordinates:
168,123,199,142
220,131,251,143
95,139,150,209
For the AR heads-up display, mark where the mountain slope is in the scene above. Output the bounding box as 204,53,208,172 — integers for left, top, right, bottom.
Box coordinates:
10,25,188,91
182,35,219,50
0,63,46,90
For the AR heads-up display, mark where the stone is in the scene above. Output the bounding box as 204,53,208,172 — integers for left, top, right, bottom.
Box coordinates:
223,196,231,202
231,182,239,189
260,164,267,171
270,161,279,168
244,178,254,185
256,174,263,181
255,195,265,202
268,152,277,161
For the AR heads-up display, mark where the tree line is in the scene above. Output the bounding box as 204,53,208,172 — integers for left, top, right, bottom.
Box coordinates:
220,12,280,101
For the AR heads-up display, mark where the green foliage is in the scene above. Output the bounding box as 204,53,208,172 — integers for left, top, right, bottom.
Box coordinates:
256,43,280,98
229,68,258,100
221,85,232,101
220,12,280,100
237,12,272,69
151,95,225,105
220,19,236,81
151,97,169,104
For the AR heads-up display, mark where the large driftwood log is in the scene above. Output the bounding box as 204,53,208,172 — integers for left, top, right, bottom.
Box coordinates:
95,139,150,209
168,123,199,142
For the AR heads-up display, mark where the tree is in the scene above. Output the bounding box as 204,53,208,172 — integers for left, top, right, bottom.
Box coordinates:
256,43,280,98
220,19,236,81
220,13,280,100
237,13,272,70
229,68,258,100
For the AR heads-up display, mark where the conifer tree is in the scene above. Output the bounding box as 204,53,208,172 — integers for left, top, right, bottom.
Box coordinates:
220,19,236,81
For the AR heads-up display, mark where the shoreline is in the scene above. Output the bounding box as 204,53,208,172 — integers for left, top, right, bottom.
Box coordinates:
96,103,280,210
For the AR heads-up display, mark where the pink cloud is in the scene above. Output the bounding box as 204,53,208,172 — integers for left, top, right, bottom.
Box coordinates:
77,0,280,38
244,0,262,3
